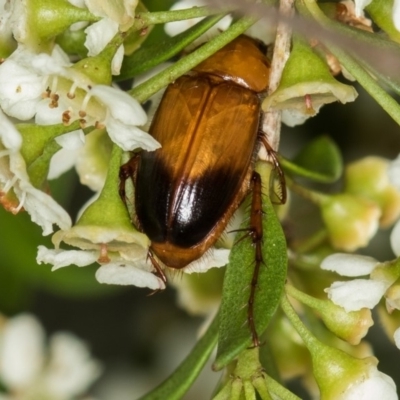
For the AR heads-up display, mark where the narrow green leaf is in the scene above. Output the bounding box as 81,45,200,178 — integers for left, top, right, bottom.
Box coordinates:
214,163,288,370
139,314,219,400
118,14,226,81
283,136,342,183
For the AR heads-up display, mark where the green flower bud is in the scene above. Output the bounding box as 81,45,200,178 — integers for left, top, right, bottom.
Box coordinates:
11,0,97,52
345,156,400,228
321,193,381,251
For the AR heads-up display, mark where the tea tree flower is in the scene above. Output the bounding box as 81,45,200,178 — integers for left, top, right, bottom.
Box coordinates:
0,109,71,234
0,45,71,120
321,253,390,312
0,313,101,399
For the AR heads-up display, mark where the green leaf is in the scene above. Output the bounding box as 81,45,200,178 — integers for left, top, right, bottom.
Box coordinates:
139,313,219,400
214,163,288,370
118,14,226,81
283,136,342,183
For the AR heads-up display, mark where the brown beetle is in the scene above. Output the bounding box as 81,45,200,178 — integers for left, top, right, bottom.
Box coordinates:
120,35,281,344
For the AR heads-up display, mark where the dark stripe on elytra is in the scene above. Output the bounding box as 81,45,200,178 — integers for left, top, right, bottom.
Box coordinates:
135,155,244,248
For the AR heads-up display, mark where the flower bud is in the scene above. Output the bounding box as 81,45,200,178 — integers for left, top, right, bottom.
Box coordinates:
321,193,381,251
287,285,374,345
345,156,400,228
10,0,96,52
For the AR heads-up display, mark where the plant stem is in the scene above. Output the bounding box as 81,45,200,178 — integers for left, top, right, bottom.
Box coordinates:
133,7,232,31
280,294,318,348
261,0,294,155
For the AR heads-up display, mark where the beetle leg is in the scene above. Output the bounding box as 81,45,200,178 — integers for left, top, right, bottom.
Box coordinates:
247,171,264,348
260,136,287,205
119,155,139,205
147,250,168,290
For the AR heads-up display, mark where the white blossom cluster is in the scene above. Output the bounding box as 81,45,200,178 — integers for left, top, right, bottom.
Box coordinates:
0,313,101,399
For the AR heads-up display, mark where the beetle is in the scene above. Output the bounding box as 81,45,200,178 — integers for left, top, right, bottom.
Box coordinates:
120,35,284,345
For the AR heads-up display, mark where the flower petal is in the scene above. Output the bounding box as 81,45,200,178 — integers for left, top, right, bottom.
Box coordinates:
91,85,147,125
95,263,165,290
48,148,79,180
44,332,102,398
0,314,45,390
0,107,22,150
394,326,400,349
36,246,98,270
321,253,379,277
343,366,397,400
106,118,160,151
390,219,400,257
55,130,85,149
16,182,72,235
184,248,230,273
325,279,387,312
84,17,119,57
48,130,86,179
354,0,373,17
388,154,400,191
111,44,124,75
394,0,400,32
0,56,43,120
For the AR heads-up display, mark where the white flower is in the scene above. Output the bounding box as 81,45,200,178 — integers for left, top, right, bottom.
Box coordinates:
0,44,71,120
0,109,72,235
341,365,397,400
0,313,101,399
90,85,160,151
44,332,101,398
321,253,391,312
0,314,45,390
37,245,165,290
0,44,154,151
38,243,229,291
82,0,138,72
